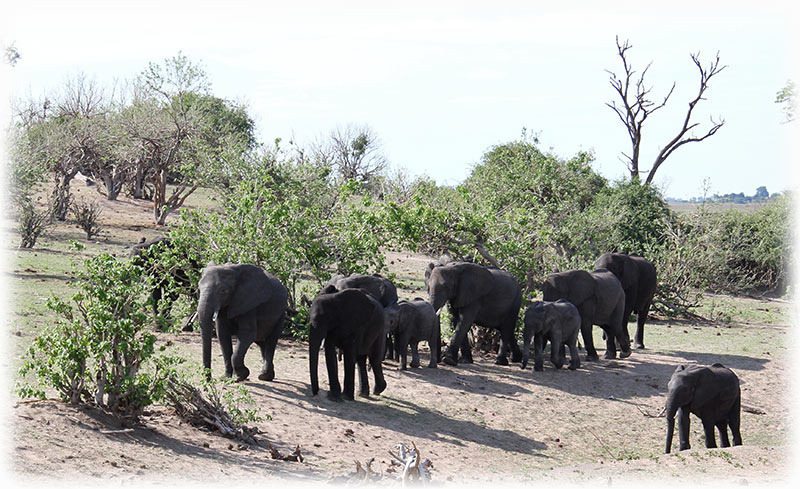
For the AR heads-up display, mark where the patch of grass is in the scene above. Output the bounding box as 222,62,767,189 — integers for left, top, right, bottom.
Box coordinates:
694,293,790,326
616,449,642,461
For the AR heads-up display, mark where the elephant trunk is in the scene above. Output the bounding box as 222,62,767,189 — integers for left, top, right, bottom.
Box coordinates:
429,291,448,316
197,293,219,374
664,393,680,454
309,327,323,396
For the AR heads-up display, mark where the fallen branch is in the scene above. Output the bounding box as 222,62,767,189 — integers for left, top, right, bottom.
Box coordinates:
269,443,304,462
164,378,261,446
389,441,432,485
742,405,766,415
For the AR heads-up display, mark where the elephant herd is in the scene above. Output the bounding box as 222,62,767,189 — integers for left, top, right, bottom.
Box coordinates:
135,237,742,456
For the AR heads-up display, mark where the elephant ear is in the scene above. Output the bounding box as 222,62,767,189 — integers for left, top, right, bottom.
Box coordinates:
452,263,493,308
543,304,560,332
227,265,273,319
688,367,722,410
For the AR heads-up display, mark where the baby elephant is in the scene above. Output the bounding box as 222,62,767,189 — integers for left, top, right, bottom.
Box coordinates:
391,298,441,370
522,300,581,372
665,363,742,453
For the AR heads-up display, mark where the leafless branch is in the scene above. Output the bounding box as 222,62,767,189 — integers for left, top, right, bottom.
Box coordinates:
606,37,726,184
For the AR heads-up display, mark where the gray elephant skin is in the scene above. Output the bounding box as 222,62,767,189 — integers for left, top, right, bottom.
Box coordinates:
392,298,441,370
542,268,631,361
309,288,388,401
325,273,399,359
522,300,581,372
594,252,657,349
665,363,742,453
197,263,288,382
426,261,522,366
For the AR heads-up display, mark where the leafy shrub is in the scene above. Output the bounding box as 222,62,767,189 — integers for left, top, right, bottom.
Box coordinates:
70,197,103,240
17,198,51,249
17,254,184,419
169,152,391,337
571,180,673,260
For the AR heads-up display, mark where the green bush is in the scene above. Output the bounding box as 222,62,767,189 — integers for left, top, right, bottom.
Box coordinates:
168,152,391,337
17,254,184,419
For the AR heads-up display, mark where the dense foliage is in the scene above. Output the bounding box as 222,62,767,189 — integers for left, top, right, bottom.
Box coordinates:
17,254,183,417
380,136,790,310
166,143,390,338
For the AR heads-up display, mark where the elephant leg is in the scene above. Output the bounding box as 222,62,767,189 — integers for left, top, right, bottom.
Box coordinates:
257,319,282,381
521,330,532,370
357,355,370,398
410,340,420,368
444,306,478,366
533,334,545,372
579,306,599,361
677,407,691,451
550,329,564,369
729,400,743,446
702,418,718,448
496,311,521,365
567,339,581,370
385,334,394,360
427,334,438,368
634,299,653,349
716,420,731,447
370,341,387,395
216,318,235,378
398,333,409,370
324,340,342,401
603,327,618,360
342,345,357,401
549,341,563,369
608,302,631,359
459,335,473,363
231,323,254,382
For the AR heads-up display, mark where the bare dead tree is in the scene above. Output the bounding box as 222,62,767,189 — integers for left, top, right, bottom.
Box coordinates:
606,36,727,184
313,123,388,185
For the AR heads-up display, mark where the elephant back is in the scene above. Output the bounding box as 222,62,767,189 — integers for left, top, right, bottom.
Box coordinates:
543,269,595,306
327,273,397,307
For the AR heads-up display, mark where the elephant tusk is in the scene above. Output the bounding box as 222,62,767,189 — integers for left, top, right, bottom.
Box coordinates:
212,310,218,322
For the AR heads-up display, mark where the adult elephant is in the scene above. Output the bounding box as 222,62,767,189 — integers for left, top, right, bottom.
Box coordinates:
197,263,288,382
325,273,399,359
309,288,388,401
426,261,522,367
665,363,742,453
542,268,631,361
130,236,200,331
594,252,657,349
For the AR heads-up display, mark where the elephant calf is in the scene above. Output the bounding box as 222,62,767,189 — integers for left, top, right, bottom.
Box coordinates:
522,300,581,372
391,298,441,370
665,363,742,453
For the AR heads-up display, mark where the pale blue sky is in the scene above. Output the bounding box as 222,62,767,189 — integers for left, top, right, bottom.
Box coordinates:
2,0,798,199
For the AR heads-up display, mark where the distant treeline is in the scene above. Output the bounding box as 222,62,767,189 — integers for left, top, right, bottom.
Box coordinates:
668,186,778,204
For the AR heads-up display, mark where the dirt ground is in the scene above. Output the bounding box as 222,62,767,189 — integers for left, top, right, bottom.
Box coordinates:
5,184,797,487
